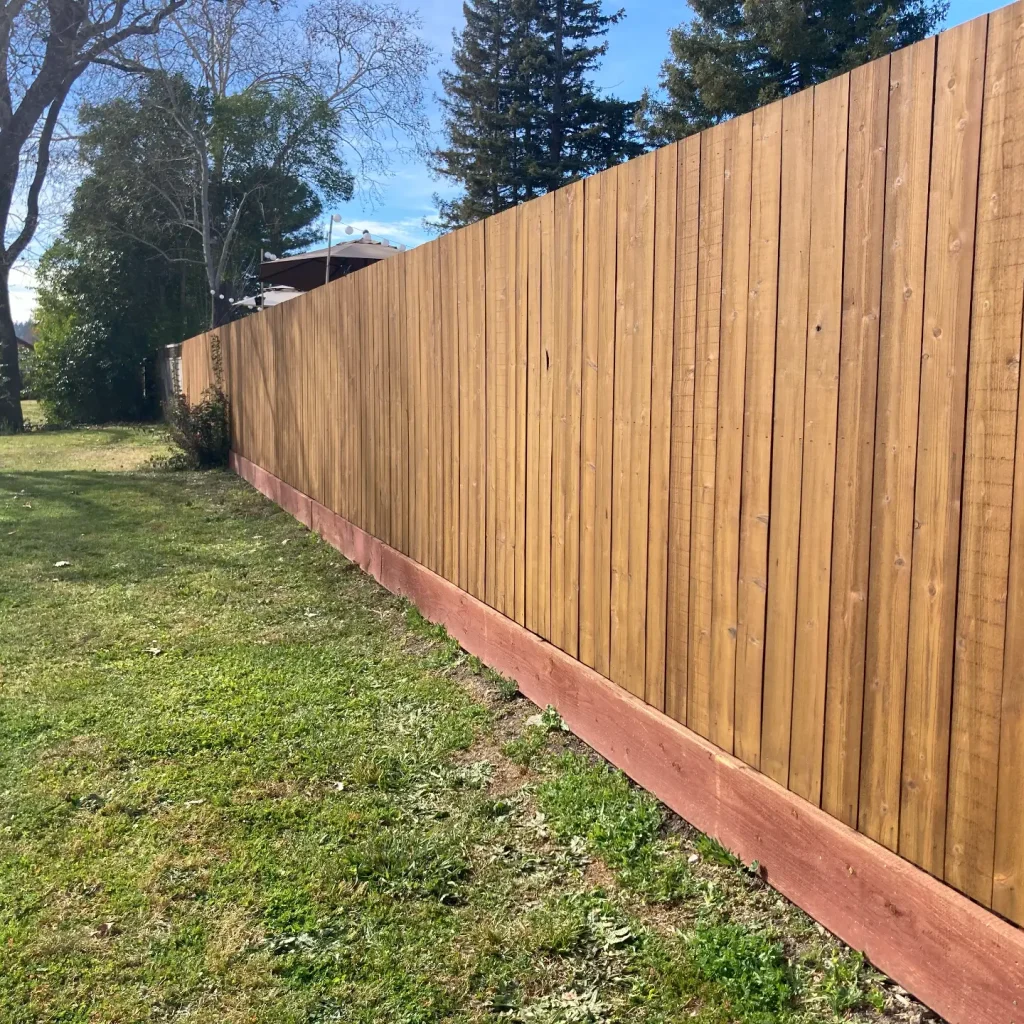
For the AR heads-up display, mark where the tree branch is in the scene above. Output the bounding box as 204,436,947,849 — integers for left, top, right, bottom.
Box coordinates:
2,80,71,265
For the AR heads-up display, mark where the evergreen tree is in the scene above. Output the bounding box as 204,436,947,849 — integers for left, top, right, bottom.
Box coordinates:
433,0,643,228
433,0,529,225
646,0,947,143
529,0,643,191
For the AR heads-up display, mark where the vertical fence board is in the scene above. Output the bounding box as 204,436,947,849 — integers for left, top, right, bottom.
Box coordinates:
538,196,556,631
485,213,509,614
375,267,389,540
409,248,426,561
709,113,753,751
395,255,412,555
359,274,372,537
380,266,393,543
666,135,701,725
525,205,541,633
505,208,522,617
501,211,520,615
610,152,657,697
900,18,985,875
822,56,890,826
761,88,814,786
358,275,369,533
645,144,680,711
513,205,529,626
579,167,618,675
859,38,935,846
421,248,437,563
279,305,302,497
735,100,782,769
687,126,726,735
790,74,850,806
438,234,459,582
996,288,1024,916
466,222,487,600
550,183,585,657
429,247,445,571
549,195,569,647
373,270,384,543
324,288,338,514
371,269,384,538
946,1,1024,907
526,197,553,636
456,232,470,587
338,282,354,525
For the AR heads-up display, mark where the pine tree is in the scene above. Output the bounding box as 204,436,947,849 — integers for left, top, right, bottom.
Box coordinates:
432,0,642,228
645,0,947,143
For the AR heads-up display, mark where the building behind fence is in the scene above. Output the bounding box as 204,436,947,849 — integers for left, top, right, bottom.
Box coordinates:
182,1,1024,938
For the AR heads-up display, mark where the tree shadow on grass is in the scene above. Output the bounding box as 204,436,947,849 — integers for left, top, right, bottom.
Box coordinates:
0,470,261,586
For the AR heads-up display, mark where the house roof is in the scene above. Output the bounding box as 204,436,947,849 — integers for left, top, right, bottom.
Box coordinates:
233,285,303,310
259,234,402,292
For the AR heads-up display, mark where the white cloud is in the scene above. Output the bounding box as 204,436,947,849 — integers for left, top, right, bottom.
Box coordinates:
336,215,438,248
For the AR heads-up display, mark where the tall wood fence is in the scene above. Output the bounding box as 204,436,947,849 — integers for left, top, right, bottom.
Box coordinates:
182,1,1024,931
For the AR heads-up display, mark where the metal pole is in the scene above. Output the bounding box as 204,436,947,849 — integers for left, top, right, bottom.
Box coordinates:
325,217,334,286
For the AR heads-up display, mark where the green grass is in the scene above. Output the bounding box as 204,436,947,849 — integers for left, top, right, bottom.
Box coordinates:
21,399,45,426
0,427,907,1023
3,406,169,470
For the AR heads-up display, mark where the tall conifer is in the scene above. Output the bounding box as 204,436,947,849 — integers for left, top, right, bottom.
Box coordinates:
645,0,947,143
433,0,641,228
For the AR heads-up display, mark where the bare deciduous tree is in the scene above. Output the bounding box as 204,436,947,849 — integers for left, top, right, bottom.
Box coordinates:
0,0,193,431
111,0,433,327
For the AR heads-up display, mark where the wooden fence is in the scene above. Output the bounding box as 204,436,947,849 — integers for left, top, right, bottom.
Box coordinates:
182,0,1024,935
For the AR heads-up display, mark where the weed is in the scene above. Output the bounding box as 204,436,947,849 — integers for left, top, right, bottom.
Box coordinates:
494,675,520,701
819,949,881,1014
685,921,794,1020
338,830,471,899
404,604,462,666
695,833,743,869
540,704,568,731
504,725,550,766
620,848,696,904
525,897,592,954
537,753,663,870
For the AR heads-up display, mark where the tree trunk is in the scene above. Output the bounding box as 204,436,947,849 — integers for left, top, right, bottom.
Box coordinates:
212,284,235,329
0,269,24,432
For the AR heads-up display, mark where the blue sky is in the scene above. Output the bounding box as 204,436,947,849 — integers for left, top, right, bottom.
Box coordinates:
332,0,996,248
9,0,997,321
341,0,689,248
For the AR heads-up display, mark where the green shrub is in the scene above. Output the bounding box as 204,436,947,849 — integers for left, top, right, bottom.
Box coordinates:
17,345,37,400
163,335,230,468
34,320,156,425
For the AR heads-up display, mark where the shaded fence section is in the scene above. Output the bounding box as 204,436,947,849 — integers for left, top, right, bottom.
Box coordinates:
182,1,1024,931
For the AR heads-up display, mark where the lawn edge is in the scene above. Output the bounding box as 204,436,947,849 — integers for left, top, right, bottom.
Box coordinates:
230,451,1024,1024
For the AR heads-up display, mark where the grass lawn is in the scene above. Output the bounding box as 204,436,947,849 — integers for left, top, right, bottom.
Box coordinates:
0,426,933,1024
20,400,45,426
